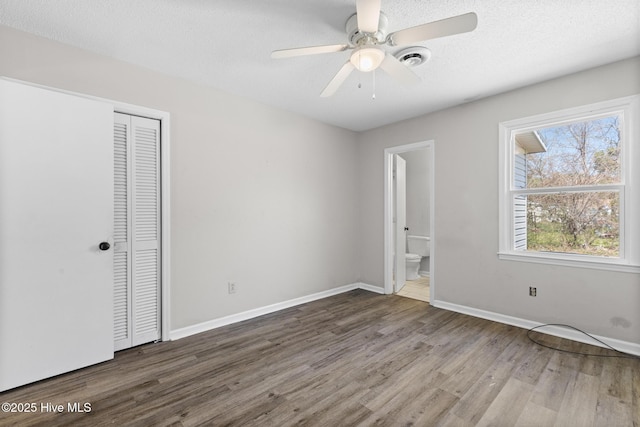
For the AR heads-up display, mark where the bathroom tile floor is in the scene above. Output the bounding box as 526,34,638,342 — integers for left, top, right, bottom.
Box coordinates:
396,275,429,303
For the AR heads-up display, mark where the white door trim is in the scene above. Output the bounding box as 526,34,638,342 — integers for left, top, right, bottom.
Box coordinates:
384,140,435,302
0,77,172,343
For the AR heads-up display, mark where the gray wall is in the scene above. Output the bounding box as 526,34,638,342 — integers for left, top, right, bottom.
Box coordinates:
2,24,638,346
0,25,360,330
357,56,640,344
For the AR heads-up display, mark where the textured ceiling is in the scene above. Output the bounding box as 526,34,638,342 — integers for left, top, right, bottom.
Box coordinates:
0,0,638,131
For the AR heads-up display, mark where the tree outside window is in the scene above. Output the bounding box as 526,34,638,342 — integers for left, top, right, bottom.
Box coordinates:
523,116,621,256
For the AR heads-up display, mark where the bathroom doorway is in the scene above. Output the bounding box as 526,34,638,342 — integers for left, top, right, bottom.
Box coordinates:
384,140,434,303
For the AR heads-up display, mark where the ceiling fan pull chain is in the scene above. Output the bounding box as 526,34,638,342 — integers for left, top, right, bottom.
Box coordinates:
358,50,363,89
372,69,376,100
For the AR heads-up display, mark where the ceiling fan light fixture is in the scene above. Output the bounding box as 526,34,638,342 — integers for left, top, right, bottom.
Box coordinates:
350,46,385,72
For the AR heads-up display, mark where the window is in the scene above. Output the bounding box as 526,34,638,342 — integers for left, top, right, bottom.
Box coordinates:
498,96,640,272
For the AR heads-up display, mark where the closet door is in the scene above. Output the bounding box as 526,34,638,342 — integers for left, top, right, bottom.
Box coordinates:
114,113,161,351
114,114,132,351
0,79,114,391
394,154,407,292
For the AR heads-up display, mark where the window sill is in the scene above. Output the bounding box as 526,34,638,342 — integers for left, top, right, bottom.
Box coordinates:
498,252,640,273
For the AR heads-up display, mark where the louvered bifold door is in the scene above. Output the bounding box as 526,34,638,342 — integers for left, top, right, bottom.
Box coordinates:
131,115,161,346
113,113,161,351
114,113,132,351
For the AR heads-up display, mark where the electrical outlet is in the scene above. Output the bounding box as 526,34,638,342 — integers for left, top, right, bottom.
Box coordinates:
529,286,537,297
228,282,236,294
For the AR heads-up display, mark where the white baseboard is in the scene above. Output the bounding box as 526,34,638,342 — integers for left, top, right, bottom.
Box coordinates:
432,300,640,357
170,282,380,340
418,270,430,277
357,282,385,294
171,287,639,356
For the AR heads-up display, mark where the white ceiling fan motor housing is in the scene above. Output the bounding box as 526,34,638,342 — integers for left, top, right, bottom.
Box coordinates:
346,12,389,46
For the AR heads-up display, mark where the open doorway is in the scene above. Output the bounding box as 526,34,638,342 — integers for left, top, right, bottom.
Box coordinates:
384,141,434,303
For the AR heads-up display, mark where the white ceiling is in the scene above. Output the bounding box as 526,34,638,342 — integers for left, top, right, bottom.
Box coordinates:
1,0,638,131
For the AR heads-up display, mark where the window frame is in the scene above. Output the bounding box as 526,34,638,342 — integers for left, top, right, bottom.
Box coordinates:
498,95,640,273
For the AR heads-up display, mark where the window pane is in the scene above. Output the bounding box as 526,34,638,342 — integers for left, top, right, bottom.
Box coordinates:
523,191,619,257
525,116,621,188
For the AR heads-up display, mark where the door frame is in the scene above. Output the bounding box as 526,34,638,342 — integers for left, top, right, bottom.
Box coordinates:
384,140,434,302
2,77,172,343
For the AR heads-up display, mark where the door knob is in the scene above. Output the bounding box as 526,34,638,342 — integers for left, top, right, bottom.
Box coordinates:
99,242,110,251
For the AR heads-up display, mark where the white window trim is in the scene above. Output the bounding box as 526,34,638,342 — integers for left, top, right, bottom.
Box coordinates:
498,95,640,273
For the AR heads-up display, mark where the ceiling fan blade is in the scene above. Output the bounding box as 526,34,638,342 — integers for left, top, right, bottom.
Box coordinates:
320,61,355,97
379,53,421,86
387,12,478,46
356,0,381,33
271,44,349,59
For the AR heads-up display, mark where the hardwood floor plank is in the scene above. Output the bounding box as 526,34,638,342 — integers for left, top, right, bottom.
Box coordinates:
529,352,579,412
598,358,632,401
439,324,518,399
450,335,532,424
475,378,534,427
262,380,372,427
364,386,457,426
511,343,554,386
514,401,558,427
436,413,476,427
594,395,633,427
413,388,460,425
0,289,637,427
359,357,448,413
554,371,601,427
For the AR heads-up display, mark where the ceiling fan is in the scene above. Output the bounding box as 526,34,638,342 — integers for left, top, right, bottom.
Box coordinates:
271,0,478,97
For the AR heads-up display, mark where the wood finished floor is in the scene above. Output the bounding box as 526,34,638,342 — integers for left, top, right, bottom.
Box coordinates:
1,289,638,427
396,276,430,303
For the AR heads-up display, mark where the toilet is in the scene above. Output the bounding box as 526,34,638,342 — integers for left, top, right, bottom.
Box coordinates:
405,235,430,280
